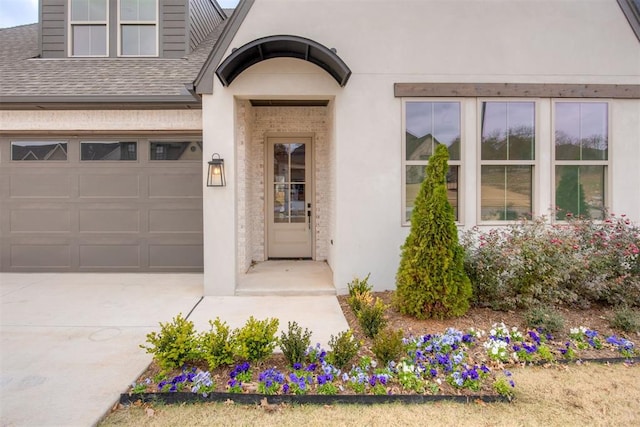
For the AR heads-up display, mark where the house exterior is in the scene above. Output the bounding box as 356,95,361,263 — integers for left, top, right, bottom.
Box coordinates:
2,0,640,296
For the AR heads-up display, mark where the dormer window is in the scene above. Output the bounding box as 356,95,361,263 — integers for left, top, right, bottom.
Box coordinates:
119,0,158,56
70,0,108,56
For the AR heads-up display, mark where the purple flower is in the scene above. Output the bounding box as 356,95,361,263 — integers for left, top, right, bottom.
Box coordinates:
369,376,377,387
293,363,303,370
528,331,541,345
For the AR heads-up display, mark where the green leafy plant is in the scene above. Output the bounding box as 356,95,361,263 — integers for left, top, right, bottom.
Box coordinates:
327,330,361,370
347,273,372,296
347,274,373,314
140,313,199,371
395,144,472,319
235,316,279,362
357,297,388,339
524,306,566,334
493,371,515,401
610,307,640,333
371,328,404,366
199,318,237,369
279,321,312,366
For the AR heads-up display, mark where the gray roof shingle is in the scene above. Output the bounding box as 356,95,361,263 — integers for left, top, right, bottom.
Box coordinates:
0,21,226,104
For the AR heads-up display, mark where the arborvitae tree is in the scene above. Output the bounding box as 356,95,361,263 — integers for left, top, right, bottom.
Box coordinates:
555,166,590,220
394,144,472,319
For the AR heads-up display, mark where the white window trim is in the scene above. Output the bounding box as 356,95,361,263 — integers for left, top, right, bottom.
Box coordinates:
68,0,109,57
476,98,539,225
551,99,611,222
401,98,464,227
117,0,159,57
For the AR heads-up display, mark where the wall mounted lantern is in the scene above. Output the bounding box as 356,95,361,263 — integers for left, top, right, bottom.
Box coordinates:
207,153,226,187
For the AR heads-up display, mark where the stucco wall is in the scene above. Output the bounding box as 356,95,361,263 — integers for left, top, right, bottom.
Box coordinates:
202,0,640,295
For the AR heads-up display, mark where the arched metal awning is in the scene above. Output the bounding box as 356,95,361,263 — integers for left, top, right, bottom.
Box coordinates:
215,35,351,87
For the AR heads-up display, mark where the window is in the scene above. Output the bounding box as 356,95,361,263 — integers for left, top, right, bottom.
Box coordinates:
480,101,535,221
70,0,108,56
119,0,158,56
403,101,461,222
11,141,68,161
150,142,203,160
554,102,608,220
81,141,137,161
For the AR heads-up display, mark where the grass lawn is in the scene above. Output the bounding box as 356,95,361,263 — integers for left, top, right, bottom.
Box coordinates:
100,362,639,426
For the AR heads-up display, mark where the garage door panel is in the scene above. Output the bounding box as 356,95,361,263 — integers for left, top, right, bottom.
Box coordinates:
149,244,203,268
10,174,72,198
79,209,140,233
149,209,202,233
79,174,139,198
148,174,201,198
10,244,71,268
79,244,140,268
11,209,71,233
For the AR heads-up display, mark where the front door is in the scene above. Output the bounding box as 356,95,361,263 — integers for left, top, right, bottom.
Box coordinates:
267,137,313,258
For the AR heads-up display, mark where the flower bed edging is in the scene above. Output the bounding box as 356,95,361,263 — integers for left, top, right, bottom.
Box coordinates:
119,391,509,406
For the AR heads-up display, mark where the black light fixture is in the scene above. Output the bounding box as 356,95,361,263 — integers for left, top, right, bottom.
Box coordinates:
207,153,226,187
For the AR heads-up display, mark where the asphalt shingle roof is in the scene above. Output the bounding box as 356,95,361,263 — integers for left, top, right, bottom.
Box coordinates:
0,21,226,101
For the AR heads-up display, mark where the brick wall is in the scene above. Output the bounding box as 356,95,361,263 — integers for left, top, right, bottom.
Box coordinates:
235,103,331,275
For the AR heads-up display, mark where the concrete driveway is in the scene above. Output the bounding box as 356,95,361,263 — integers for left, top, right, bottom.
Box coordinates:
0,273,348,427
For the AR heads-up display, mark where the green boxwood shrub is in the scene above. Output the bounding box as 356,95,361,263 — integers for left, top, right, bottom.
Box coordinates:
279,321,312,366
140,313,200,371
235,316,279,363
199,318,237,369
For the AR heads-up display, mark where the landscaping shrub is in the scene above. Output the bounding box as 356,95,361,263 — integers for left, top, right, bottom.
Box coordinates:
141,313,200,371
199,318,237,369
347,274,373,314
524,306,565,335
371,328,404,366
610,307,640,333
347,273,372,297
235,316,279,363
395,144,472,319
279,321,312,366
357,297,387,338
462,214,640,310
327,330,360,370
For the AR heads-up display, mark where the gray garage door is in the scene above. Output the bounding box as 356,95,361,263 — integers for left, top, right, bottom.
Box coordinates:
0,137,204,272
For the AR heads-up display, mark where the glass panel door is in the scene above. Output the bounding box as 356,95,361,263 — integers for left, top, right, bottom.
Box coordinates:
267,138,312,258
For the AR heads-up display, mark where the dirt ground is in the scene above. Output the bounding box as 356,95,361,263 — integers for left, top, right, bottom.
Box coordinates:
338,291,629,345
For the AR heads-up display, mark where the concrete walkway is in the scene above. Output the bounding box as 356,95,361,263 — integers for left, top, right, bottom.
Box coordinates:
0,273,349,427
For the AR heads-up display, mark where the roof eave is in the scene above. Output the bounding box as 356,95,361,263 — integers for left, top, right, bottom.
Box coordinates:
617,0,640,42
0,95,202,110
194,0,255,95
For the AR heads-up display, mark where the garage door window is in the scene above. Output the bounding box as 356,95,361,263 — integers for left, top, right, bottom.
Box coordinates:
150,141,202,160
11,141,68,161
81,141,137,161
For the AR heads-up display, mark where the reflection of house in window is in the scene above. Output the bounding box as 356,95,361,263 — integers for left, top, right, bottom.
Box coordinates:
11,141,68,161
81,141,137,160
150,141,202,160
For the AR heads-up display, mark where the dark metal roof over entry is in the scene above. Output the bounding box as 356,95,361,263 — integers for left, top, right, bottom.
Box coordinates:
215,35,351,87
